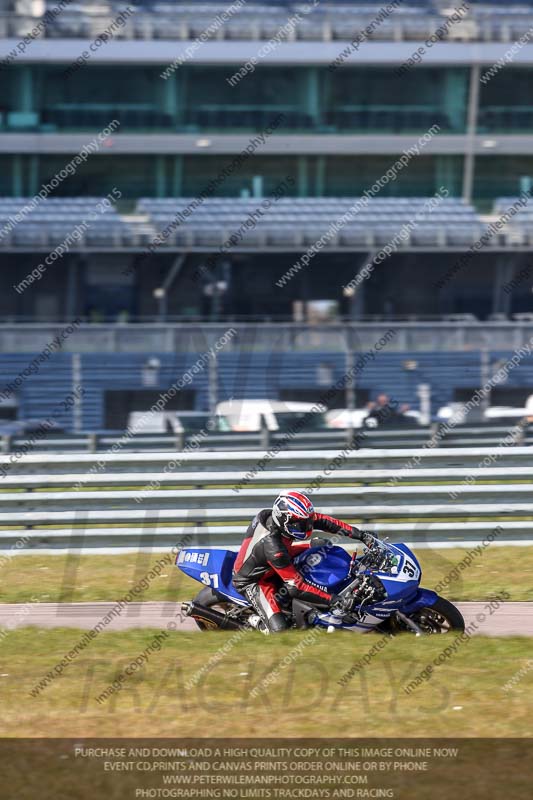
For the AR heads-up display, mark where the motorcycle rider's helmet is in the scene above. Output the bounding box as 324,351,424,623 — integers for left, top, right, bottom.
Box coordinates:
272,491,315,540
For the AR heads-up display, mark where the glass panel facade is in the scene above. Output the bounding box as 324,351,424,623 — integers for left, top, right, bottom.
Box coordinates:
473,156,533,201
323,67,468,133
322,156,463,196
0,65,469,133
36,156,159,198
182,156,299,197
479,68,533,133
0,155,460,199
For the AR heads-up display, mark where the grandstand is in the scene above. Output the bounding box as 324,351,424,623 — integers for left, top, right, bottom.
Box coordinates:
1,0,533,429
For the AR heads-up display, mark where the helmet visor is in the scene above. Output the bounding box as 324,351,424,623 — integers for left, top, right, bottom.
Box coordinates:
287,518,313,536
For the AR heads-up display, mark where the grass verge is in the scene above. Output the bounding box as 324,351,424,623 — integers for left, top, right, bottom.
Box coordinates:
0,627,532,737
0,546,530,604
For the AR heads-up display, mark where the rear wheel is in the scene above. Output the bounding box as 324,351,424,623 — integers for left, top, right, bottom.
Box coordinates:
379,597,465,635
190,586,234,630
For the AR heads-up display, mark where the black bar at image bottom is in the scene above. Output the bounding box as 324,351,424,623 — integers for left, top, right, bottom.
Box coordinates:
0,738,531,799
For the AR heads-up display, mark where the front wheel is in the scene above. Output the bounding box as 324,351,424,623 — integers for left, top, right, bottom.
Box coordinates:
379,596,465,635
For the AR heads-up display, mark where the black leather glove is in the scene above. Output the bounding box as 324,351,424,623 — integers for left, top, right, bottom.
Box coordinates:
350,527,382,550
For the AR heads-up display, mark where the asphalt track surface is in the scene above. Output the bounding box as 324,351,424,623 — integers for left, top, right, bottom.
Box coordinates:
1,602,532,635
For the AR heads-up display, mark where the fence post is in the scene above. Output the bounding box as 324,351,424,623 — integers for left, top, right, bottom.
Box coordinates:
207,346,218,424
260,417,270,451
72,353,83,433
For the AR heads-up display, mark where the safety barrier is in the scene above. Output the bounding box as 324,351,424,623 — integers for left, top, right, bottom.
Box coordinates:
0,447,532,551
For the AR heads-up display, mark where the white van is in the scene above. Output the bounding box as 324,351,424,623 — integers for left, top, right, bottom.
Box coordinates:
215,399,327,432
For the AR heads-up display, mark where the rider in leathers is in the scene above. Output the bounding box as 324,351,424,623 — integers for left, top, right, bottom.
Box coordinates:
232,490,382,633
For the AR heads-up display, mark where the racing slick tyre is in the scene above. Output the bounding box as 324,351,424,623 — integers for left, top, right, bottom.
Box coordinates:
378,596,465,635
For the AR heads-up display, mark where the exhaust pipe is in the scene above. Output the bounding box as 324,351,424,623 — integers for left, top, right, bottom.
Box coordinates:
183,601,242,631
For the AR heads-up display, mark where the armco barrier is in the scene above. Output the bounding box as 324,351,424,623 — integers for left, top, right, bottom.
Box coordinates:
1,448,532,551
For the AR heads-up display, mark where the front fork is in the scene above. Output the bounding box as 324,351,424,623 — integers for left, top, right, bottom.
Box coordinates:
395,609,423,635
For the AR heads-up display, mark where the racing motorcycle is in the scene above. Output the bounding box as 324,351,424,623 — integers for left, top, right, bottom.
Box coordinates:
176,538,465,635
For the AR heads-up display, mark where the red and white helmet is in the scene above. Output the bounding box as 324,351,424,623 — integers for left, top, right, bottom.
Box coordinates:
272,491,315,540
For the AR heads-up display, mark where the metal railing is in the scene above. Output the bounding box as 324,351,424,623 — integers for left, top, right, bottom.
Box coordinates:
1,447,533,551
1,321,532,353
1,423,530,455
0,9,528,44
